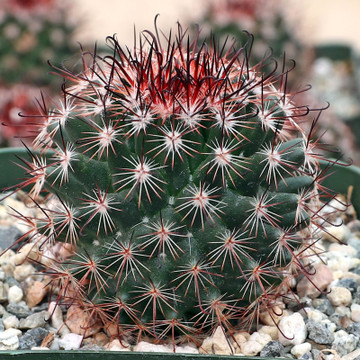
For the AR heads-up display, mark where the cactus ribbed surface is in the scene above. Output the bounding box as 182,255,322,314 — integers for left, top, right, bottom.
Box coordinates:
10,23,342,345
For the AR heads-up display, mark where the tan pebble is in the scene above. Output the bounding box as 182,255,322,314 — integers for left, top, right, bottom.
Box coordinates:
350,303,360,322
340,272,360,282
25,281,48,308
321,224,350,243
233,333,248,353
296,263,333,299
14,243,40,265
259,304,286,325
13,264,35,282
103,321,119,338
105,339,131,351
259,325,278,340
327,286,352,307
66,306,102,337
199,326,233,355
0,250,15,265
328,243,357,255
2,264,14,277
92,332,109,347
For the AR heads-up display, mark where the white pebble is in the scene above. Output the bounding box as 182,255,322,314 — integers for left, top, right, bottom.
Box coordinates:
278,313,307,346
240,340,264,356
248,332,272,347
58,333,83,350
46,301,70,336
3,315,19,329
0,328,21,350
291,342,311,358
175,344,199,354
133,341,172,353
350,303,360,322
7,285,23,303
307,309,326,322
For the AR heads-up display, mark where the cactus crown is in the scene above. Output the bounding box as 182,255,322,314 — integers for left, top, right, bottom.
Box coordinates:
9,21,342,346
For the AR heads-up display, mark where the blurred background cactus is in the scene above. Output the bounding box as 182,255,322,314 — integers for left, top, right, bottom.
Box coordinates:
0,0,77,147
7,22,345,346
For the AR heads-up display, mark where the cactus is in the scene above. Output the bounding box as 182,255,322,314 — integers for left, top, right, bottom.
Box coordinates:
8,21,343,346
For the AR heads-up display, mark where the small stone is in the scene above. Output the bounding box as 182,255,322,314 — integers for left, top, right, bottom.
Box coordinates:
58,333,83,350
18,328,49,350
327,286,352,307
346,323,360,337
19,311,48,329
297,264,333,299
259,304,286,325
278,313,307,346
240,332,271,355
65,306,101,337
13,243,40,265
249,331,272,347
0,226,23,251
199,326,233,355
13,264,35,282
233,333,248,353
0,282,8,303
6,301,32,318
0,328,22,350
240,340,264,356
321,224,351,243
350,303,360,322
341,349,360,360
46,302,70,336
92,332,108,347
105,339,131,351
25,281,48,308
306,308,327,322
3,315,19,329
331,330,358,356
259,325,279,340
307,320,335,345
291,343,312,358
312,298,335,316
7,285,23,303
260,340,285,357
337,278,358,293
133,341,172,353
175,344,199,354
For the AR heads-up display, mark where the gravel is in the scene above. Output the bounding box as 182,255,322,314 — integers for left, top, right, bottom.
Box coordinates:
0,191,360,357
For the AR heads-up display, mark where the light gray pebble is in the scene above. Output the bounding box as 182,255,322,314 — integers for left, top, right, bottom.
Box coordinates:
6,301,32,318
261,341,285,357
337,278,358,293
346,323,360,337
19,311,48,330
307,320,335,345
331,330,358,356
0,226,23,251
300,352,313,360
19,327,49,350
312,298,335,316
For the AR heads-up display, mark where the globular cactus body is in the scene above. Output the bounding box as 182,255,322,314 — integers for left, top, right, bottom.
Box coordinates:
10,23,341,344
